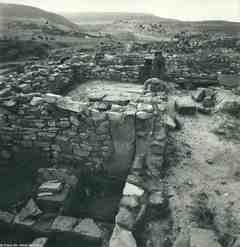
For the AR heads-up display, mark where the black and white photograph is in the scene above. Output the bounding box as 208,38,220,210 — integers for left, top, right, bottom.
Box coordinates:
0,0,240,246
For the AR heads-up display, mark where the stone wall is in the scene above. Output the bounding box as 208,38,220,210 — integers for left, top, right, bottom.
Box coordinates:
0,93,114,172
109,95,169,247
90,65,142,83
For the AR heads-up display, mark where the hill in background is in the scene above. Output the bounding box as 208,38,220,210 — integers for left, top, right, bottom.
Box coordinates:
62,12,180,25
0,3,79,31
62,12,240,41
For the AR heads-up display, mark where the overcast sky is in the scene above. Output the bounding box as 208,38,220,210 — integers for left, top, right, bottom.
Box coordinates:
1,0,240,22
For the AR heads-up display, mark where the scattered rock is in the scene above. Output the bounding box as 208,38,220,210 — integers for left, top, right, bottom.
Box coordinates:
74,218,102,241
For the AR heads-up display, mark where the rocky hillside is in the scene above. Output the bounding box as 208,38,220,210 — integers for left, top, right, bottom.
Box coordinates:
62,12,240,42
0,4,93,62
63,12,179,25
0,3,79,31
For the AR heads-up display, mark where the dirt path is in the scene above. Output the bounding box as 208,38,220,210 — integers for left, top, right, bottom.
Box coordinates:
166,106,240,240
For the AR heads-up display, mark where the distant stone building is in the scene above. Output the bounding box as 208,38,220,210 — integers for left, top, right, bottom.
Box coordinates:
141,51,166,81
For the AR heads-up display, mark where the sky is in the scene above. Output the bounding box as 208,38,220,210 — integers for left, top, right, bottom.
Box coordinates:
1,0,240,22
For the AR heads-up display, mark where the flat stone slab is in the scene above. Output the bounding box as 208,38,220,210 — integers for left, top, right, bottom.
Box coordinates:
39,181,63,193
123,183,144,197
73,218,102,241
37,168,78,187
51,216,78,232
37,186,71,212
56,97,88,113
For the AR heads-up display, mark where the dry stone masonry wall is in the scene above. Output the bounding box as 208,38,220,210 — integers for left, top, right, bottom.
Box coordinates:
0,93,114,172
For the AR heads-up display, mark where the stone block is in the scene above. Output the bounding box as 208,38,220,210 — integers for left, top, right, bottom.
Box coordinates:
51,216,78,232
137,103,154,113
39,181,63,194
136,111,153,120
43,93,61,104
56,97,87,113
73,218,102,241
175,97,196,115
91,110,107,121
123,183,144,197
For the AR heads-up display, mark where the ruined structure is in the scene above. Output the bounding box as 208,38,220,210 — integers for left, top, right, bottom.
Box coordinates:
1,20,240,247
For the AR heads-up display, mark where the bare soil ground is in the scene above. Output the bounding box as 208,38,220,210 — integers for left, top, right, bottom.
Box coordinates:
67,80,143,102
166,93,240,244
